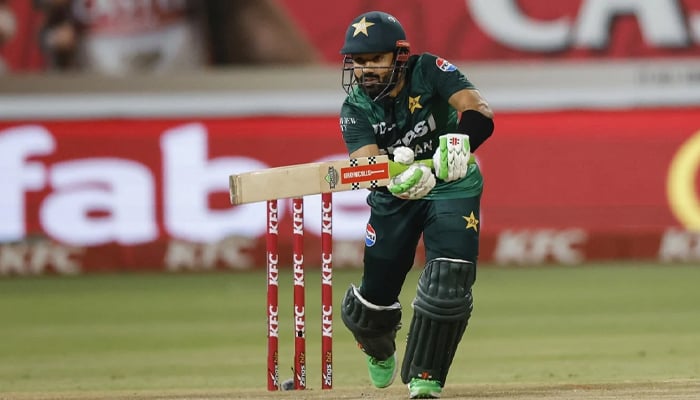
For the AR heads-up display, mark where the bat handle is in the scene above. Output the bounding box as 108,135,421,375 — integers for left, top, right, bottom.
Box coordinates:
388,155,476,177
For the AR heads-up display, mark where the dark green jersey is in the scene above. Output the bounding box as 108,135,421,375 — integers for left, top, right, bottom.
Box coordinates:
339,53,483,199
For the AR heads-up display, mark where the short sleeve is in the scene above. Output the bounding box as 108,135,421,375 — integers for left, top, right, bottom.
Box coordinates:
418,53,475,100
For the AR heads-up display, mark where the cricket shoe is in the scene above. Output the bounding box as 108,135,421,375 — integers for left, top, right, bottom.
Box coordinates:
408,378,442,399
366,353,397,388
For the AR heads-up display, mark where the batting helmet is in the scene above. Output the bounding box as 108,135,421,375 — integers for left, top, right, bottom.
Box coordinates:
340,11,407,55
340,11,411,101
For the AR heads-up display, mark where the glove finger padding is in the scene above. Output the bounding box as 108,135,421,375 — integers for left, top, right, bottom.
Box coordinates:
393,146,415,165
388,163,436,200
432,134,471,182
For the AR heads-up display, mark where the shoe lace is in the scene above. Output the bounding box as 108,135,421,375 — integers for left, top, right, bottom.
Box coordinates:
411,378,441,386
370,357,392,367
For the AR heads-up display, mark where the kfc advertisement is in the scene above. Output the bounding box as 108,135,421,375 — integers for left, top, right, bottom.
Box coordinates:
278,0,700,62
1,108,699,275
4,0,700,73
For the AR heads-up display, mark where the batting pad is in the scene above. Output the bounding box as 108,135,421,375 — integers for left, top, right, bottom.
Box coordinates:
340,285,402,360
400,258,475,386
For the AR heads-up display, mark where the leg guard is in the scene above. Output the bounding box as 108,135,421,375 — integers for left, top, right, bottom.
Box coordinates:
400,258,476,386
341,285,402,360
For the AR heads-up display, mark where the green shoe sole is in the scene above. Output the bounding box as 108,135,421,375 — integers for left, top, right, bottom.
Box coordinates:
408,378,442,399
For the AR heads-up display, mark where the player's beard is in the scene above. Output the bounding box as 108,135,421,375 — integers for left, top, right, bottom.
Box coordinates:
359,70,392,99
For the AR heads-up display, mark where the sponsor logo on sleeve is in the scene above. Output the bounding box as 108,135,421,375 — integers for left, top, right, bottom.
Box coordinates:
435,57,456,72
365,224,377,247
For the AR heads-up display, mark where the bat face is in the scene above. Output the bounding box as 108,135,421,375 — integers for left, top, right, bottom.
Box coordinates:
230,156,393,205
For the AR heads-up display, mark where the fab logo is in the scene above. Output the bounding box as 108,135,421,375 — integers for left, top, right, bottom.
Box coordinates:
365,224,376,247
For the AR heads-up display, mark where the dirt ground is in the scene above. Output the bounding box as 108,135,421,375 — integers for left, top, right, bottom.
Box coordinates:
3,380,699,400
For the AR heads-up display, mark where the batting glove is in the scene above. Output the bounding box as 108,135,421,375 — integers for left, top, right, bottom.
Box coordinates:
432,133,471,182
388,147,436,199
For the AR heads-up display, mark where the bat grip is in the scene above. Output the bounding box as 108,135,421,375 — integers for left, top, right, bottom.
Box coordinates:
388,154,476,177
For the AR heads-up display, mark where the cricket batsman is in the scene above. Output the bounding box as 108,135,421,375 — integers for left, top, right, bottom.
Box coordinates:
338,11,495,399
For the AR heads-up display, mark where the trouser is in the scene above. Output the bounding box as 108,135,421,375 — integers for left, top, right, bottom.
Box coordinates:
359,192,481,306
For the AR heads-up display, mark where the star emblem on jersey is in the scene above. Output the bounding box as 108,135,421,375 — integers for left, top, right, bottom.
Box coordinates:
464,211,479,232
351,17,375,37
408,96,423,113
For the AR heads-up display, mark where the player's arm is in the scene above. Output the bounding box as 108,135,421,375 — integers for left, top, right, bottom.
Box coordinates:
423,53,494,152
448,88,494,152
349,144,380,158
431,88,494,181
449,88,493,118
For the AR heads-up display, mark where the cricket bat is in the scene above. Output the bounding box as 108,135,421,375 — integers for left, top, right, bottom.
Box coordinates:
229,155,433,205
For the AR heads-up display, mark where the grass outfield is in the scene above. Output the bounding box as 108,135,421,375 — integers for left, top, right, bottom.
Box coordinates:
1,262,699,399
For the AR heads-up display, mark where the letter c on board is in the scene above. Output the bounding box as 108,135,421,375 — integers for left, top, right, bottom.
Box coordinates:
667,130,700,230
